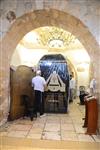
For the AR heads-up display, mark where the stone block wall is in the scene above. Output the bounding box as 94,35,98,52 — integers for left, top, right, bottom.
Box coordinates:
0,0,100,43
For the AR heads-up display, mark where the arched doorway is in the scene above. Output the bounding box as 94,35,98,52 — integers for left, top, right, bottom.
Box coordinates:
0,9,100,126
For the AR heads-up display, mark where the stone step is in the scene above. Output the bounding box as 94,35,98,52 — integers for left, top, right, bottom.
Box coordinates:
1,136,100,150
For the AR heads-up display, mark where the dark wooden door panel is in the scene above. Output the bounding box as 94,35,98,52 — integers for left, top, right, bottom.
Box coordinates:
9,65,35,120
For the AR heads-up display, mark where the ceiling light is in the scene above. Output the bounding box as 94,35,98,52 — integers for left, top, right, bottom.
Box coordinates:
36,26,75,48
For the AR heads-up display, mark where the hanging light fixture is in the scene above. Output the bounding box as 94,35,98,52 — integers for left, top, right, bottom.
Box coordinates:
21,26,76,50
36,26,76,49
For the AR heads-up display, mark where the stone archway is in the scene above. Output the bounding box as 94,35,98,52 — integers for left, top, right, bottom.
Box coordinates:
0,9,100,125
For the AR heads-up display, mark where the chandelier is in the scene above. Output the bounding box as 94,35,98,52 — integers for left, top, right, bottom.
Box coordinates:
36,27,75,49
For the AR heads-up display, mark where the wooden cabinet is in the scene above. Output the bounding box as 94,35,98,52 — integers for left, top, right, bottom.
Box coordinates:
83,96,98,135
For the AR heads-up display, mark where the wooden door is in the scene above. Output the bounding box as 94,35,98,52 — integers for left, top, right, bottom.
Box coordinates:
9,65,35,120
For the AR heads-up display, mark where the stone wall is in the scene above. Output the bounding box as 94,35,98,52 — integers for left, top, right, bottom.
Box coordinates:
0,0,100,43
0,0,100,133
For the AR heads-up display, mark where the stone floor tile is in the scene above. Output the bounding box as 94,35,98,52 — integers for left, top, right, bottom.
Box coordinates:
56,114,69,117
33,117,47,123
46,118,60,124
1,98,99,143
61,123,75,131
74,123,86,133
29,127,43,134
92,135,100,142
32,122,45,128
60,117,73,124
77,133,95,142
7,130,28,138
44,123,60,132
0,122,12,132
61,131,78,141
8,124,32,131
42,131,61,140
13,118,33,125
71,118,84,124
46,116,60,120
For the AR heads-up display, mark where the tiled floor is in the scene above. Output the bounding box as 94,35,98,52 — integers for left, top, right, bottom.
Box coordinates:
0,99,100,142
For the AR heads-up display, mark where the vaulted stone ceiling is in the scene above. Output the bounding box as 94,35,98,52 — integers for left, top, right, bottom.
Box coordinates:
11,26,90,73
20,26,84,51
